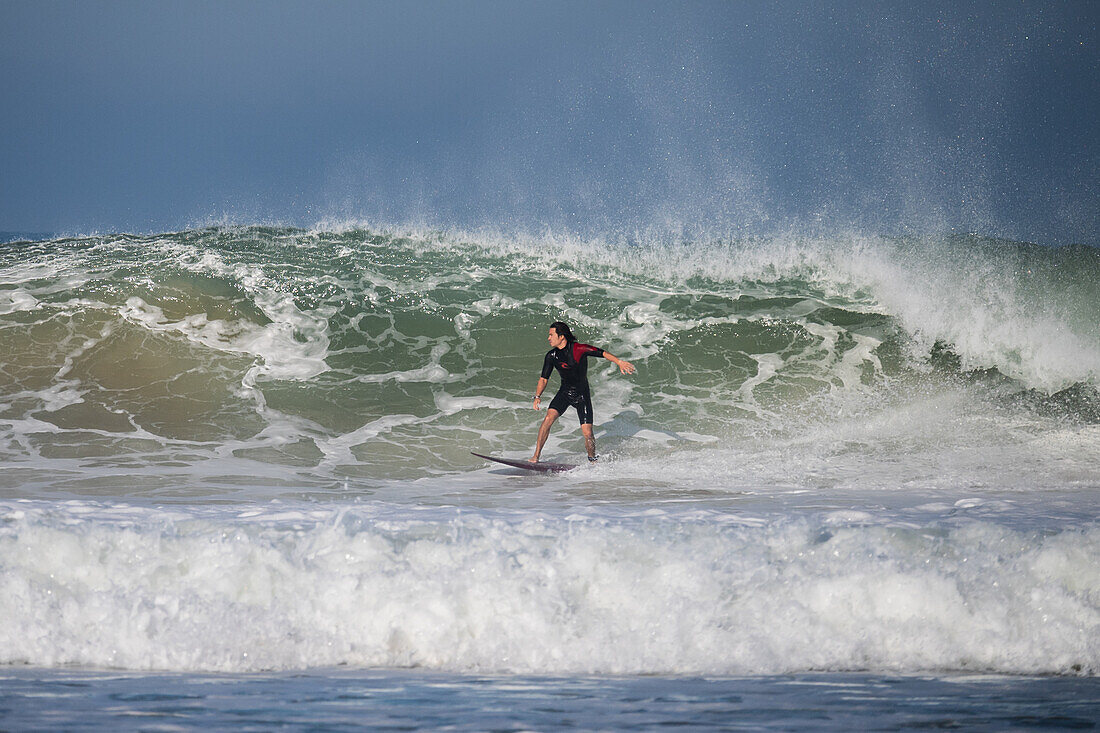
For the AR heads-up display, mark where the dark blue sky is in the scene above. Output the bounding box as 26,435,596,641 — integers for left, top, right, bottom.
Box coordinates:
2,1,1097,243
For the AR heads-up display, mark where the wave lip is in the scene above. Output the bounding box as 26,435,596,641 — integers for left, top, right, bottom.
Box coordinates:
1,503,1096,675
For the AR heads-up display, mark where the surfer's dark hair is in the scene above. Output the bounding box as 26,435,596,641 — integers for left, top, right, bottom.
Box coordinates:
549,321,576,343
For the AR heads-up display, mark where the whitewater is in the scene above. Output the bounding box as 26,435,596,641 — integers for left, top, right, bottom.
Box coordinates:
0,225,1098,726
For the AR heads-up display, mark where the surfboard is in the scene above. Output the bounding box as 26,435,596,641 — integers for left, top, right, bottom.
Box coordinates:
471,452,577,473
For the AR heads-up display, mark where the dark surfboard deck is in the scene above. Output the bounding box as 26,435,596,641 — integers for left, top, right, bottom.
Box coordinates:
471,452,577,473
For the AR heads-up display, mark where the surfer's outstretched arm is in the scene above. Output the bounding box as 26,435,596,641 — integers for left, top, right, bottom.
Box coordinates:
603,351,636,375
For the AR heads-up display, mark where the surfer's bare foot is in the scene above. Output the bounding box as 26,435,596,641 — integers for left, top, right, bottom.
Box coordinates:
528,456,539,463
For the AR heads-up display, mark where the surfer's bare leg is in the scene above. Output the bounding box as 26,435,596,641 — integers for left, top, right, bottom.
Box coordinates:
531,409,560,462
581,423,596,460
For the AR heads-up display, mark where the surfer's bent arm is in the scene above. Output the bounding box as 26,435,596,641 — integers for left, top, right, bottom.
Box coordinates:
534,350,557,409
533,377,549,410
602,351,636,375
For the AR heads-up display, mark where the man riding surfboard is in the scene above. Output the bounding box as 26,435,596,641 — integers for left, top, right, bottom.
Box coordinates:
531,321,635,463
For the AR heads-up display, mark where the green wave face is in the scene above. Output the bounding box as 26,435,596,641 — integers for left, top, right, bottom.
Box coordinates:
1,227,1097,495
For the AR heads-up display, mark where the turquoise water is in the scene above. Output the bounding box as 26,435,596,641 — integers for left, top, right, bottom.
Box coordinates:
1,226,1097,726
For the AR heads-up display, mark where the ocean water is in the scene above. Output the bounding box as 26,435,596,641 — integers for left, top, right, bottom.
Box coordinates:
1,225,1098,728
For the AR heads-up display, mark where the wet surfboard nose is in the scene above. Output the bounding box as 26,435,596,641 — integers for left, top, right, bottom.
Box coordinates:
471,452,577,473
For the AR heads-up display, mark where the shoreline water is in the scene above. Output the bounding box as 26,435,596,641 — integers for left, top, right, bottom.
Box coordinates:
3,667,1098,731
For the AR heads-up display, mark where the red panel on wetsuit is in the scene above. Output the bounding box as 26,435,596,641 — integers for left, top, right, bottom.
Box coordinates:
572,343,604,362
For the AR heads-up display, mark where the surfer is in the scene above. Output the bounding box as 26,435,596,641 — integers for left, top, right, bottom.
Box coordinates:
531,321,635,463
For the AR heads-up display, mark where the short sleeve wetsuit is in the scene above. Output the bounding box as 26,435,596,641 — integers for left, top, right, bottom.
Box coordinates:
541,342,605,425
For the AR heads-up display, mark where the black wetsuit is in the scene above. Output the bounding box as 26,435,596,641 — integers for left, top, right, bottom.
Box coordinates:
541,342,605,425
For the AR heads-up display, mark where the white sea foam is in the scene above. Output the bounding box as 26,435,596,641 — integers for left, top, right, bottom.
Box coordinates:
119,295,329,387
0,289,39,315
823,236,1100,394
0,501,1095,675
